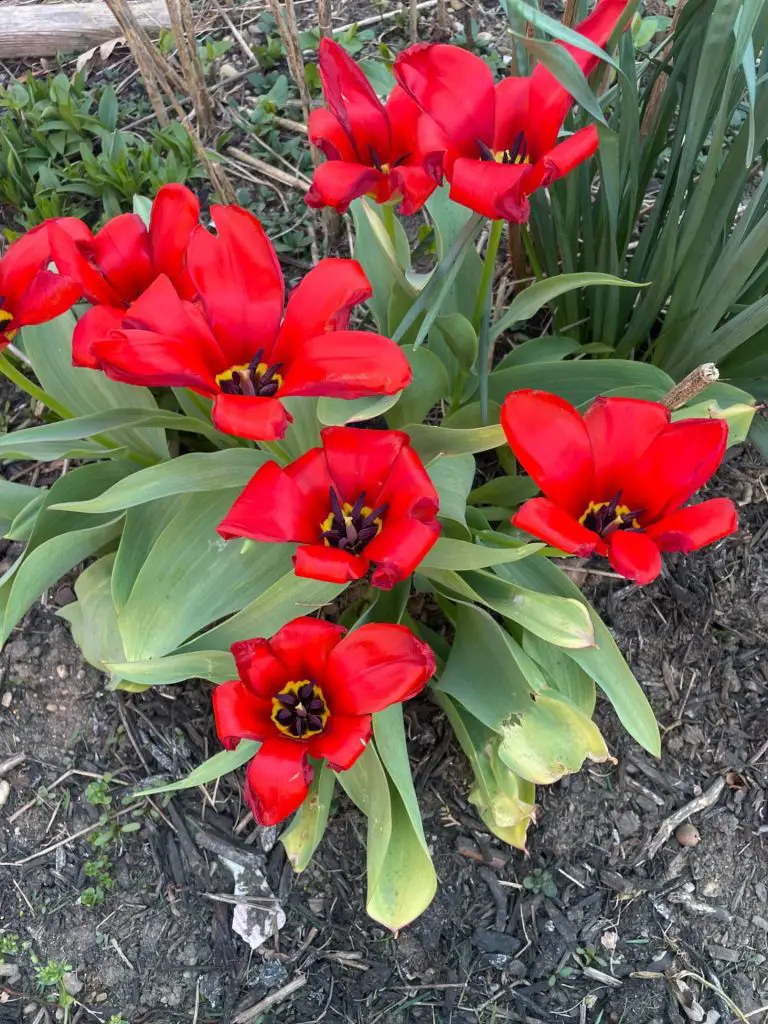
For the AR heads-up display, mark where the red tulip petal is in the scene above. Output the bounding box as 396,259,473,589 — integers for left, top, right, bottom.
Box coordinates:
217,460,320,543
122,274,221,353
284,446,336,526
318,37,391,165
274,259,371,363
373,444,439,522
367,518,441,589
280,330,412,398
268,616,346,681
493,76,531,152
512,497,598,555
450,157,531,221
72,304,126,368
212,679,273,748
385,85,428,158
308,107,358,161
324,623,435,715
148,183,200,299
231,637,292,697
394,43,495,155
320,426,409,505
501,390,594,516
524,126,599,193
389,164,438,215
309,713,372,771
305,161,386,213
92,329,217,391
623,418,729,521
644,497,738,553
9,269,81,330
47,219,120,306
245,737,312,826
211,393,291,442
607,530,662,585
293,544,369,584
187,206,284,366
584,396,670,500
0,224,56,305
529,0,629,153
91,213,153,303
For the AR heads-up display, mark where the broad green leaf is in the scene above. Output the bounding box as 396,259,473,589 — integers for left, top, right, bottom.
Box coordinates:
496,558,660,754
491,273,644,341
427,568,595,649
495,335,582,370
111,494,186,614
468,476,539,507
178,572,343,654
386,346,450,429
426,453,475,537
407,423,505,463
1,516,123,645
434,313,478,372
497,691,612,784
58,554,125,677
132,194,153,225
0,480,40,536
672,393,756,446
425,186,484,323
489,359,674,408
279,397,323,461
116,493,291,660
501,0,625,71
337,739,436,930
281,761,336,872
420,536,543,570
317,393,402,426
521,630,596,717
513,35,607,126
138,740,259,796
350,198,413,331
5,492,46,542
436,692,534,849
107,650,236,685
52,449,266,514
21,312,169,461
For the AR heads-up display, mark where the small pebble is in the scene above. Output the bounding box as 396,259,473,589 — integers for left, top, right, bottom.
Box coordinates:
1,691,11,708
0,779,10,810
55,665,69,680
219,62,239,81
675,822,701,846
46,703,58,713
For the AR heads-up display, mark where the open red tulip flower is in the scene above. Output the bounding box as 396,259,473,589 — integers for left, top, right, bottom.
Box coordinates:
48,183,201,367
213,617,436,825
218,426,441,587
501,390,738,585
84,207,411,441
394,0,630,220
306,37,440,215
0,225,80,347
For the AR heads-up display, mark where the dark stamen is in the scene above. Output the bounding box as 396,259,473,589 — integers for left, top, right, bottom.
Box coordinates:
323,489,388,556
220,353,283,398
476,138,495,162
509,130,526,164
582,491,645,537
369,145,382,170
272,681,329,739
391,152,410,168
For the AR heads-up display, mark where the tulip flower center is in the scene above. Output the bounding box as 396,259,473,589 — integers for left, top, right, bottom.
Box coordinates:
321,487,386,554
478,132,530,166
271,679,329,739
579,493,642,536
0,306,16,340
216,350,284,397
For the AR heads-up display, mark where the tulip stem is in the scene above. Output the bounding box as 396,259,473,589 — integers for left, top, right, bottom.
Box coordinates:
476,219,504,425
520,223,544,282
0,352,73,421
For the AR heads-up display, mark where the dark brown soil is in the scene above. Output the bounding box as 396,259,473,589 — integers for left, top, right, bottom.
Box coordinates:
1,435,766,1024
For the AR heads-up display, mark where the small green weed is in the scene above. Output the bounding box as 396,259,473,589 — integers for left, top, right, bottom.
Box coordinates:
522,867,557,898
79,853,115,907
0,932,19,959
85,774,112,808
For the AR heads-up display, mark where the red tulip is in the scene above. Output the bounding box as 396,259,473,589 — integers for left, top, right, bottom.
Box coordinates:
0,225,80,347
218,426,441,587
48,184,201,367
501,390,738,584
213,616,436,825
394,0,630,220
306,38,440,215
83,206,411,441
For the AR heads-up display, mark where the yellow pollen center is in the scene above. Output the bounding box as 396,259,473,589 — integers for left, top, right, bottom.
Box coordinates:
494,150,530,165
579,500,639,530
215,361,283,392
0,308,17,340
271,679,329,739
320,502,383,547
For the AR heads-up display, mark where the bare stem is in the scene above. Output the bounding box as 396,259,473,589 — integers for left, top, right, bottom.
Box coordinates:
660,364,719,410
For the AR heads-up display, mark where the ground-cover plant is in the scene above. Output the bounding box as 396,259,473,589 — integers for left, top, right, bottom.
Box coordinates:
0,71,208,232
0,0,758,930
